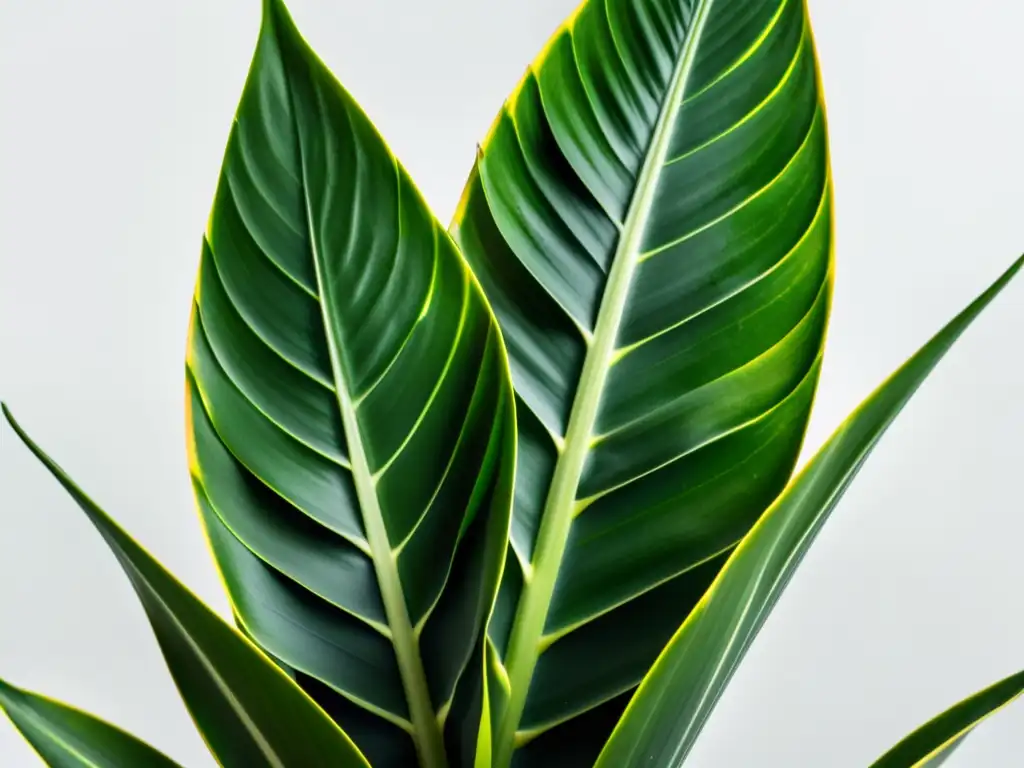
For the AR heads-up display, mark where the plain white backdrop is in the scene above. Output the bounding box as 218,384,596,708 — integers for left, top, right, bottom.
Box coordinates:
1,0,1023,765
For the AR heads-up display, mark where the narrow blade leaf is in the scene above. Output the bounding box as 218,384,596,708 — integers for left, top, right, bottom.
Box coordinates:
450,0,831,762
0,678,182,768
186,1,515,765
2,405,371,768
870,670,1024,768
593,255,1024,767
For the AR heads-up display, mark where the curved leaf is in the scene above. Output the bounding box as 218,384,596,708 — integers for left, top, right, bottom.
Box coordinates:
185,1,515,765
870,669,1024,768
450,0,831,761
0,678,182,768
593,256,1024,767
1,405,371,768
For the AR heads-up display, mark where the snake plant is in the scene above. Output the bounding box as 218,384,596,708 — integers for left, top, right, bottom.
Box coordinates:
2,0,1021,766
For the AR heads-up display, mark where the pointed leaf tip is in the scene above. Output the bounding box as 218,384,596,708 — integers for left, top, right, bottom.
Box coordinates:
983,253,1023,297
260,0,300,40
2,405,48,470
0,675,19,701
261,0,281,19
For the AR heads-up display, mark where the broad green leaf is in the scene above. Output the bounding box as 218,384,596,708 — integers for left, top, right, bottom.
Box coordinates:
2,405,371,768
185,1,515,766
0,678,182,768
450,0,831,762
870,669,1024,768
593,256,1024,767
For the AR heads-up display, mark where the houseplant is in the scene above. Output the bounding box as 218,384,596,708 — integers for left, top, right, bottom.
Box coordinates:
1,0,1021,765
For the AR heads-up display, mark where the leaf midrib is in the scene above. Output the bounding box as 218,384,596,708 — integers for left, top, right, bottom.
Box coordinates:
285,75,449,768
306,203,447,768
492,2,718,765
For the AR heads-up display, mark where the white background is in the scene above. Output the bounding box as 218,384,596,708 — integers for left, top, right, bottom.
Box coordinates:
1,0,1023,765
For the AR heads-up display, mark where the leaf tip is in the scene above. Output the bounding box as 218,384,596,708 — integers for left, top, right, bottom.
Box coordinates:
1,403,29,448
1008,252,1024,279
0,405,52,476
0,676,21,709
260,0,297,39
974,253,1024,312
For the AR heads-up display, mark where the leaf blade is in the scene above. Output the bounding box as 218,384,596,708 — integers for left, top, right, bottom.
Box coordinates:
0,678,183,768
187,1,515,765
450,0,831,760
870,669,1024,768
2,405,371,768
593,255,1024,767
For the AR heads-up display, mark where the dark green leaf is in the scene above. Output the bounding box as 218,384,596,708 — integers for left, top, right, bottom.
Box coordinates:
870,669,1024,767
2,405,371,768
593,256,1024,767
449,0,831,761
186,1,515,765
0,678,182,768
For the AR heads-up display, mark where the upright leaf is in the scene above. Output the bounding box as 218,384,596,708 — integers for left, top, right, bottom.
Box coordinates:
0,678,183,768
186,1,515,766
593,256,1024,767
2,405,371,768
870,669,1024,768
450,0,831,762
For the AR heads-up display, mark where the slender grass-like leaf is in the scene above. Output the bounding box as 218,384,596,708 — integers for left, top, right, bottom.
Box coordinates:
870,669,1024,768
2,405,371,768
185,1,515,766
592,256,1024,767
0,678,182,768
450,0,831,762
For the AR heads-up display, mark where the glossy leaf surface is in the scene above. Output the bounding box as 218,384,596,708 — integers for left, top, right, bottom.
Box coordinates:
0,678,182,768
594,256,1024,767
2,405,371,768
186,1,515,766
450,0,831,762
871,669,1024,768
